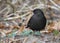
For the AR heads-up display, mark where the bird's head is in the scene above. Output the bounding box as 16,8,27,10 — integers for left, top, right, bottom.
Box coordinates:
33,9,44,16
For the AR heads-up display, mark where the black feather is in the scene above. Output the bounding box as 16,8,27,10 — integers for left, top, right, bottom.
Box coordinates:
26,9,47,31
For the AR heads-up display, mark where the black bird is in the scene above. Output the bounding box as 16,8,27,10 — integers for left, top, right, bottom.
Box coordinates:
26,9,46,32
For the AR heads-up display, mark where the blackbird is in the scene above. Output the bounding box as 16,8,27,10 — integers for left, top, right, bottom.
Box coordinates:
26,9,47,33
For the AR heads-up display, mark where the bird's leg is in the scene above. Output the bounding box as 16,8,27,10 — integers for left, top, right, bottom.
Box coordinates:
33,31,40,36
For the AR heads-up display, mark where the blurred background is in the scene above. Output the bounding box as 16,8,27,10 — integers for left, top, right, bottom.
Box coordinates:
0,0,60,43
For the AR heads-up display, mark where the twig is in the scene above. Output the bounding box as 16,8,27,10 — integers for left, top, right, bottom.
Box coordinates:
4,12,32,21
28,4,59,10
23,37,28,43
6,0,16,13
0,7,8,13
4,5,11,17
16,1,30,13
2,29,12,34
6,13,14,17
49,0,60,9
0,30,6,37
12,21,20,28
